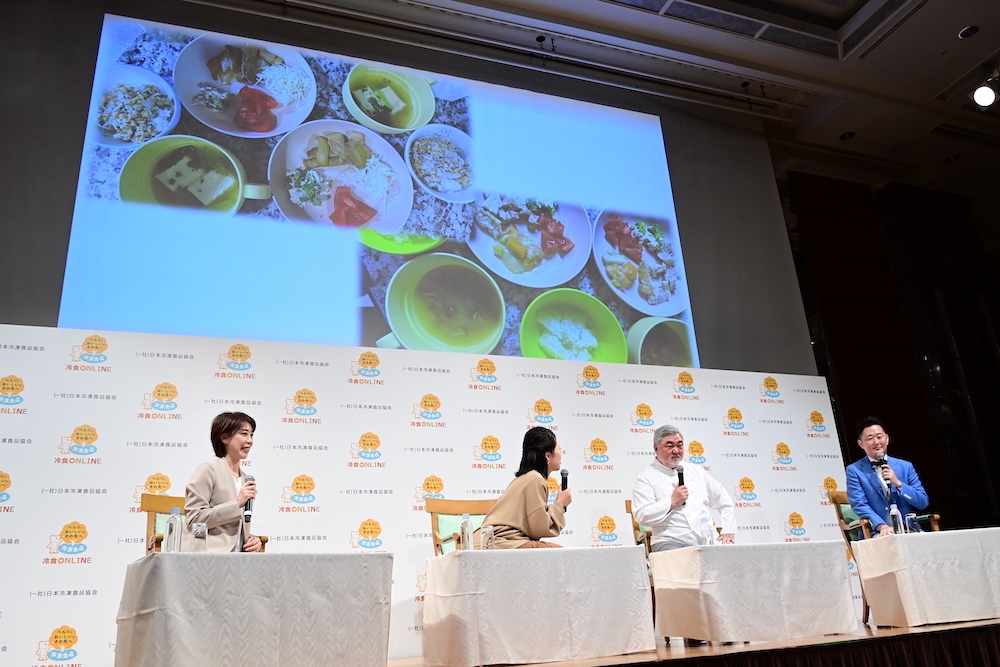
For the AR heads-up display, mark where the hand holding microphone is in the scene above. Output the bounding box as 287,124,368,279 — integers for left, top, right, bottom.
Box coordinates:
239,474,256,522
875,452,900,488
556,468,572,510
672,465,689,509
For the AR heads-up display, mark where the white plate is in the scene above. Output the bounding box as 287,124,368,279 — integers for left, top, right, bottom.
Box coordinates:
404,124,476,203
468,198,592,288
174,36,316,138
268,119,414,233
592,210,690,317
91,65,180,148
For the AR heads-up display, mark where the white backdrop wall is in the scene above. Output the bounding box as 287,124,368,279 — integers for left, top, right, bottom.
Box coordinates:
0,323,860,665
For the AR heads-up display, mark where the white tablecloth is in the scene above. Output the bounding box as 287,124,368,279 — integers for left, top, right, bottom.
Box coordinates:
853,527,1000,627
115,553,393,667
650,540,857,642
422,546,655,667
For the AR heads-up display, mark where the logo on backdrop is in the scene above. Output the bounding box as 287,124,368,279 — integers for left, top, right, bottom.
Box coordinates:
416,475,445,502
0,374,25,410
216,343,255,378
687,440,707,465
68,334,111,371
784,512,809,541
722,407,749,436
806,411,830,438
735,477,758,501
771,442,795,470
140,382,180,418
759,376,783,403
45,522,91,563
286,388,317,415
630,403,655,429
57,425,101,463
583,438,612,470
350,432,383,462
846,546,858,575
469,358,500,389
280,475,318,511
591,516,618,544
672,371,698,399
528,398,554,424
546,476,559,503
576,365,604,394
0,469,11,504
411,394,445,427
349,351,383,383
350,519,383,549
820,477,839,504
38,626,80,662
474,435,502,462
132,473,171,504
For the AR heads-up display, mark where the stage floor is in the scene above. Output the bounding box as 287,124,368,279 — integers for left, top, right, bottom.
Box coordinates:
389,618,1000,666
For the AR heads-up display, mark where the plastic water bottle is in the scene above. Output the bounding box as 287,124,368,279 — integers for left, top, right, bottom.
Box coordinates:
888,504,905,534
460,513,473,551
699,516,716,545
164,507,183,553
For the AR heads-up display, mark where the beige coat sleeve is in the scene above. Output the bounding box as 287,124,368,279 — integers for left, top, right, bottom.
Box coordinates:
524,474,567,540
185,460,241,530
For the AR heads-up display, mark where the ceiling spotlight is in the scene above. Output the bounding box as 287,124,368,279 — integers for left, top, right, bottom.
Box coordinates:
839,131,856,141
958,26,979,40
974,78,998,108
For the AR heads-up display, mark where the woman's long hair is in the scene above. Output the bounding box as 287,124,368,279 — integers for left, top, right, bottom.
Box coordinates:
516,427,556,479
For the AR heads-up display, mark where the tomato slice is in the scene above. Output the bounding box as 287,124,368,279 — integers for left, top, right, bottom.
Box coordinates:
330,186,377,228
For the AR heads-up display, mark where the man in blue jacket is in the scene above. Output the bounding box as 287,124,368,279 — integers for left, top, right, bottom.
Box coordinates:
846,416,929,536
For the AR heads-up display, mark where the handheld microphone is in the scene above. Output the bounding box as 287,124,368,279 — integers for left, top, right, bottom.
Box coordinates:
243,474,255,522
560,469,569,512
874,453,890,502
676,465,686,505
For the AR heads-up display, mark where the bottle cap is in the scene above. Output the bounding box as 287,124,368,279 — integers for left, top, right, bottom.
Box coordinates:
170,507,181,514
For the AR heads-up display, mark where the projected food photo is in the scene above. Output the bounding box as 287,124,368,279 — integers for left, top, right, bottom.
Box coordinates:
75,16,699,367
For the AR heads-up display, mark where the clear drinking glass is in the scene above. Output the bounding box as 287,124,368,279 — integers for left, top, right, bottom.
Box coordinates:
904,513,919,534
480,525,495,550
191,522,208,553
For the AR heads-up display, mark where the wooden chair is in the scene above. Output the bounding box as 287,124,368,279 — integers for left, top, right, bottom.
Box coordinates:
624,499,652,556
140,494,267,553
829,490,871,624
425,497,497,555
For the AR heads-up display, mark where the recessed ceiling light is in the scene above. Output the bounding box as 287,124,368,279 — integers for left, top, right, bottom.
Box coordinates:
958,26,979,39
974,81,998,107
839,131,856,141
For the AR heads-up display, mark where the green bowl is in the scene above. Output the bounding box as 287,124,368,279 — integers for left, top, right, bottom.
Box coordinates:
359,229,446,255
520,289,627,362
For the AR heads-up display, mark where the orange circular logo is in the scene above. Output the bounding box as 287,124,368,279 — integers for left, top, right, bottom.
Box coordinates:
546,476,559,494
295,388,317,406
589,438,608,455
810,411,825,425
533,399,553,416
359,519,382,538
48,626,79,650
359,351,380,369
480,435,501,453
598,516,616,533
477,358,496,375
763,376,778,391
727,407,743,423
153,382,178,402
582,365,600,381
70,425,98,445
0,470,11,493
422,475,444,494
677,371,694,386
635,403,653,419
775,442,791,457
82,335,108,354
228,344,251,362
359,432,381,451
738,477,755,493
421,394,441,411
0,375,25,395
823,477,838,492
292,474,316,494
788,512,805,528
145,473,171,494
688,440,705,456
60,522,88,544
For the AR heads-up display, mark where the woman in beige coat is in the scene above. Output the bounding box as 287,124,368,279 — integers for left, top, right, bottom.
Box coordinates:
184,412,262,552
478,426,573,548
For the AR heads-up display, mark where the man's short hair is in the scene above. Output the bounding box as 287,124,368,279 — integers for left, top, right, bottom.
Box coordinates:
653,424,682,445
856,416,886,440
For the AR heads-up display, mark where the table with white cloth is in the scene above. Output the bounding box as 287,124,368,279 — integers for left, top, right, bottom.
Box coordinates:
422,545,655,667
114,553,393,667
853,527,1000,627
650,540,857,642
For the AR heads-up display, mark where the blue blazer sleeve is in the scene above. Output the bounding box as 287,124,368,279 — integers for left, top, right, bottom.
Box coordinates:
846,460,886,530
893,458,929,511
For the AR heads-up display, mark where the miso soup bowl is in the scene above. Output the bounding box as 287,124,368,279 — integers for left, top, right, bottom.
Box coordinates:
626,316,695,367
376,253,505,354
342,63,436,135
119,135,271,215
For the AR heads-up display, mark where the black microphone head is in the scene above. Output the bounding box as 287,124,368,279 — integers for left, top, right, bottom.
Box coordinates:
560,468,569,491
244,474,255,482
675,465,684,474
875,452,886,463
560,468,569,479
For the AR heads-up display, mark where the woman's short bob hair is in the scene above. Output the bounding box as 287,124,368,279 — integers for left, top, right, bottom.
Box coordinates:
210,412,256,458
516,426,557,479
